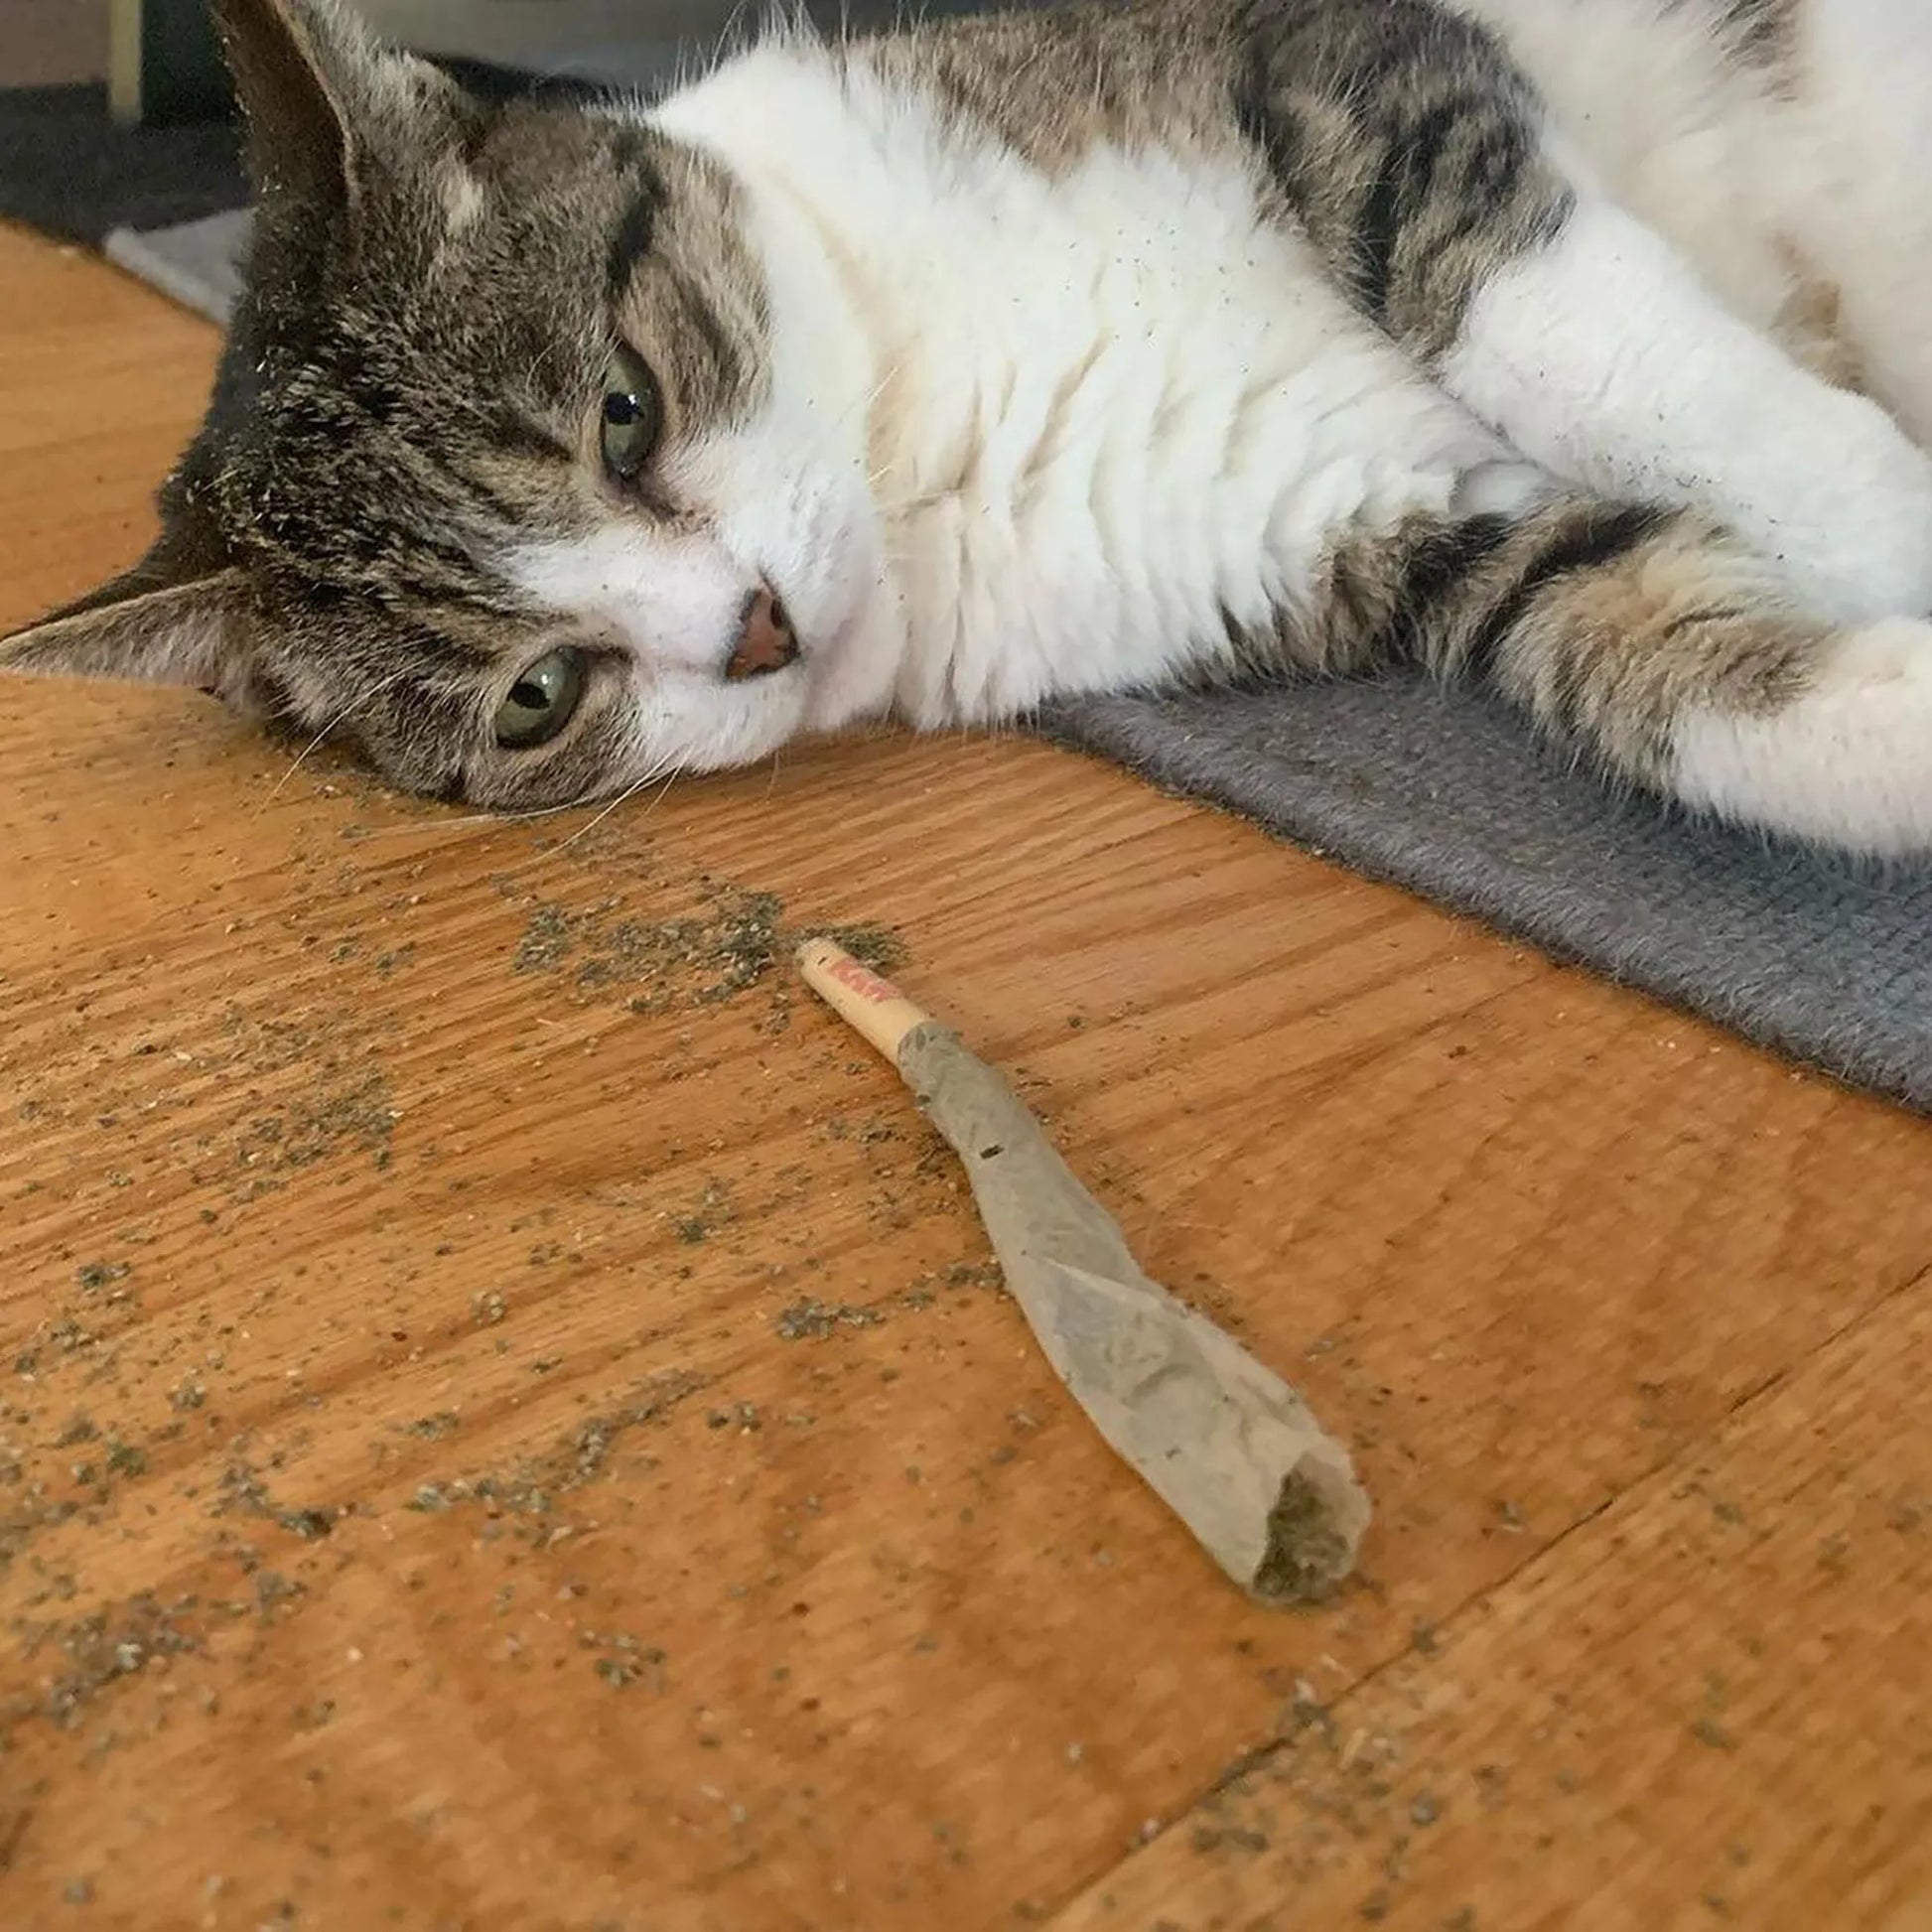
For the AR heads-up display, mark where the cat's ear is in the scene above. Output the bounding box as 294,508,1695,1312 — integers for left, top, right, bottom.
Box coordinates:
211,0,453,212
0,565,252,695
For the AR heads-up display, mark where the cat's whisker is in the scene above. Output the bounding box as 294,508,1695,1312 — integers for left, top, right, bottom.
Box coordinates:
836,362,912,467
255,670,410,817
515,332,582,404
731,0,773,60
624,768,686,835
351,793,603,842
847,357,907,430
433,770,663,890
542,754,684,859
551,784,651,855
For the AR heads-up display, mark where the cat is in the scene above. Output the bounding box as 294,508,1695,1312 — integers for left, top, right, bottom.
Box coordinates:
5,0,1932,852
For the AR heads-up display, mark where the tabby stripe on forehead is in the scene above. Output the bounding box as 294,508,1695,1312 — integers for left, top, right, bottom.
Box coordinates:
445,568,541,625
392,539,510,616
658,258,745,415
606,165,667,302
491,414,578,466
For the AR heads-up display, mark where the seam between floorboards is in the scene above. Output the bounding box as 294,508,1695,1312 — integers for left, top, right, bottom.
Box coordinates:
1039,1251,1932,1925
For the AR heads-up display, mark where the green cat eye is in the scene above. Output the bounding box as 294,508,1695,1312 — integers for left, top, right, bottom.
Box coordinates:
494,647,587,750
600,344,661,482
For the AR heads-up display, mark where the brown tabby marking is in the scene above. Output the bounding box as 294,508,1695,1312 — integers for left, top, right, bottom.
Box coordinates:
1230,499,1824,790
868,0,1572,358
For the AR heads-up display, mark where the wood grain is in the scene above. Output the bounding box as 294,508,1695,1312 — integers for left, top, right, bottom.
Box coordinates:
1051,1279,1932,1931
1,223,1927,1931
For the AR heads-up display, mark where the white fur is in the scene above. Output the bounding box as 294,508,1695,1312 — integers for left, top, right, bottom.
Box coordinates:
643,47,1514,749
508,521,816,772
1673,620,1932,854
1458,0,1800,328
1438,195,1932,624
436,161,485,235
508,4,1932,852
1779,0,1932,445
1464,0,1932,439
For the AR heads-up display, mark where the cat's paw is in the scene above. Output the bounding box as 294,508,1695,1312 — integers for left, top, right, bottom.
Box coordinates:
1772,395,1932,625
1670,618,1932,854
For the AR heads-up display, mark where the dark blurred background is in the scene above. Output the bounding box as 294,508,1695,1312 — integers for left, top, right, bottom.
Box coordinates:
0,1,1058,253
0,0,1059,120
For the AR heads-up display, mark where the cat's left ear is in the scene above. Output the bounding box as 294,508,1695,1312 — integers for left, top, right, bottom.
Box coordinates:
213,0,466,215
0,563,252,696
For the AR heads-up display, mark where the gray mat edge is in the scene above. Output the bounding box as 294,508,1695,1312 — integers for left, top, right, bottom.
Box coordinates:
104,215,244,326
1043,694,1931,1115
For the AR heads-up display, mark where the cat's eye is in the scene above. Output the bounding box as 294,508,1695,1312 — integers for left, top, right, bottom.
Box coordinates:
600,344,661,482
494,647,587,750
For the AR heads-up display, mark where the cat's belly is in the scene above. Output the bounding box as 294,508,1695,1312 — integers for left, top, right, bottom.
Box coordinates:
867,144,1515,728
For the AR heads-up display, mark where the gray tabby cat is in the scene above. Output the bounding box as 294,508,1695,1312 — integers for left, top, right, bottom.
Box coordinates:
7,0,1932,851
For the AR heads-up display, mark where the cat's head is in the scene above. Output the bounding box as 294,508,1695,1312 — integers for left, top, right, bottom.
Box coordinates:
0,0,890,808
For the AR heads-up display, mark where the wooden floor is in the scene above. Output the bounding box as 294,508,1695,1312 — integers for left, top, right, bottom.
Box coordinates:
0,223,1927,1931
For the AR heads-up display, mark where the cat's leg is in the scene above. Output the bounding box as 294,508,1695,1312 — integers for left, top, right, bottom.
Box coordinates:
1435,193,1932,625
1234,0,1932,623
1310,495,1932,854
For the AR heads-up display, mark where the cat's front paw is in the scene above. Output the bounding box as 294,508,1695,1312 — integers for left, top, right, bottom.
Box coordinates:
1671,618,1932,855
1775,397,1932,624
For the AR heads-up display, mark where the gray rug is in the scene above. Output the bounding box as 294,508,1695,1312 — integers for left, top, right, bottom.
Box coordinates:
1044,682,1932,1111
104,209,247,324
97,209,1932,1116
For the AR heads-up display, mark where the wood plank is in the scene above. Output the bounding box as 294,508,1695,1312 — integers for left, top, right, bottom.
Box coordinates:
1,222,1927,1930
0,224,221,619
1051,1276,1932,1932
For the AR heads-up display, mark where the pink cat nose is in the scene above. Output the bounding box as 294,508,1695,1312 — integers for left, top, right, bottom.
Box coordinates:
724,587,799,682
